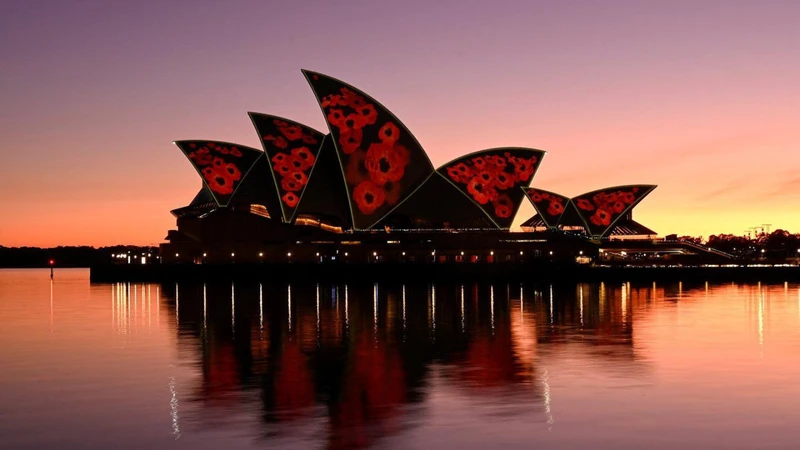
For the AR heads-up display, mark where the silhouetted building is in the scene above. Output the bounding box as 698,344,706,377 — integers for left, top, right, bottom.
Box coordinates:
161,70,657,263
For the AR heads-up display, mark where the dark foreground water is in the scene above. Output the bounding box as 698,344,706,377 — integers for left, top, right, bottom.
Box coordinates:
2,269,800,449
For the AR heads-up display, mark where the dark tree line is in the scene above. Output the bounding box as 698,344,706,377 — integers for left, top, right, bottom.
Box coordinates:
672,229,800,259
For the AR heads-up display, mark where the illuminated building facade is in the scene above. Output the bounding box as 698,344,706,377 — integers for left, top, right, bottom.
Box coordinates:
162,70,657,264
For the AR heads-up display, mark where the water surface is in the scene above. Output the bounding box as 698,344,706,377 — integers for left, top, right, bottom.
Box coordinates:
1,269,800,449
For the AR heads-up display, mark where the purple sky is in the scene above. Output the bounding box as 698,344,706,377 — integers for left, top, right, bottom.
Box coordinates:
2,0,799,245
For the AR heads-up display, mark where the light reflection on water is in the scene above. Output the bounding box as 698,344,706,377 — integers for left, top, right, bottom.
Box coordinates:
2,269,800,449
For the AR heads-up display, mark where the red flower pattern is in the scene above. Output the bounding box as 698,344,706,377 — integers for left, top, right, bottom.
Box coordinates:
189,147,214,165
255,116,325,212
378,122,399,145
572,186,647,234
184,142,248,196
314,80,419,220
590,209,612,226
494,171,514,190
327,109,346,128
443,150,541,219
523,188,571,230
282,192,299,208
446,163,473,184
279,124,303,141
547,199,565,216
290,147,315,171
353,180,386,215
507,154,537,182
576,198,594,211
269,147,317,207
264,134,288,149
493,194,513,218
357,104,378,126
365,142,408,186
339,128,363,154
466,177,498,205
281,174,304,192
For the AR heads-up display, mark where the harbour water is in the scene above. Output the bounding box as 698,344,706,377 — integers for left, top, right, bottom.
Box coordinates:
2,269,800,449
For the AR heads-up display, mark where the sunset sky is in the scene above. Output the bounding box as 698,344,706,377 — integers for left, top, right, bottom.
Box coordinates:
2,0,799,247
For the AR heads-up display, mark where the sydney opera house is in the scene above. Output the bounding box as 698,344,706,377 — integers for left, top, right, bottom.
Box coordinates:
161,70,658,264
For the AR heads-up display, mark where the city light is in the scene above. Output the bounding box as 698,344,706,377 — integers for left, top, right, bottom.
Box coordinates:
259,252,263,257
231,252,235,257
287,252,292,257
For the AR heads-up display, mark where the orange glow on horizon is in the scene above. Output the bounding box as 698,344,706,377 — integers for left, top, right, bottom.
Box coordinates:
4,2,800,247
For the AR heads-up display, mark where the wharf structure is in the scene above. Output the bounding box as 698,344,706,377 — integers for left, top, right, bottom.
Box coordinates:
160,70,703,267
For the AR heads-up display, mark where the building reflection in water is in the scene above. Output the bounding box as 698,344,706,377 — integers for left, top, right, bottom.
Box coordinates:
126,280,682,449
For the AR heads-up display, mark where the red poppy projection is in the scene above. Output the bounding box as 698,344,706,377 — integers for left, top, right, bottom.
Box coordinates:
571,185,656,236
249,113,325,222
522,188,571,228
438,148,544,228
175,140,263,207
303,70,434,229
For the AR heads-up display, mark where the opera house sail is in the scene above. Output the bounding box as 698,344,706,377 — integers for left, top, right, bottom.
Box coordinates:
161,70,658,264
